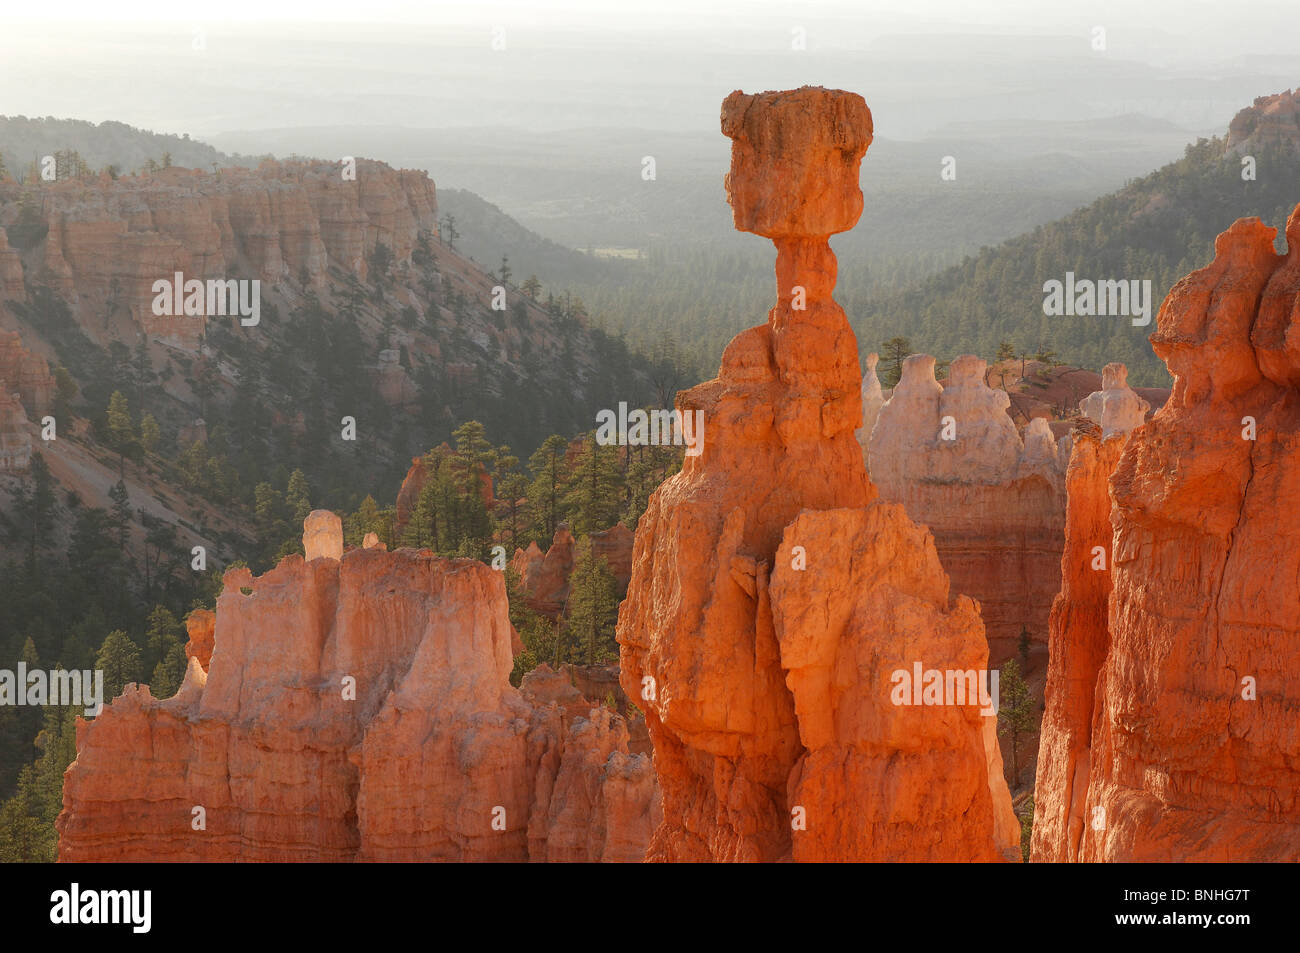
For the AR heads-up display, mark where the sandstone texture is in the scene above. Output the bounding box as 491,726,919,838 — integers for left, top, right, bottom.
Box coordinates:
1079,362,1150,438
183,608,216,672
1034,209,1300,861
617,87,1016,862
303,508,344,561
868,353,1067,661
854,352,885,465
57,513,657,862
0,160,437,348
0,228,24,299
1228,89,1300,156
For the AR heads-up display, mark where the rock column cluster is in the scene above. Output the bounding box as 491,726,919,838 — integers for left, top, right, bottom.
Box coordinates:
57,511,659,862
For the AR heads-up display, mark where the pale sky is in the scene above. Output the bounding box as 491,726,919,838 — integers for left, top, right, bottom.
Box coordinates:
2,0,1297,139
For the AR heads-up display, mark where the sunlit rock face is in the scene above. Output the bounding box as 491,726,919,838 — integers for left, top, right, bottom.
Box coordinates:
1034,208,1300,862
867,353,1067,662
618,87,1017,863
0,160,437,349
57,514,657,862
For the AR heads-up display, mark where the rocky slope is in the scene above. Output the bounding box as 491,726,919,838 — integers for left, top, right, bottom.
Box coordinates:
860,89,1300,387
0,151,663,512
1033,207,1300,861
57,511,658,862
617,86,1017,862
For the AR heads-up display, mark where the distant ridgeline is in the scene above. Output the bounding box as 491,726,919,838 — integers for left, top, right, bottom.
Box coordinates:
0,116,266,180
856,90,1300,387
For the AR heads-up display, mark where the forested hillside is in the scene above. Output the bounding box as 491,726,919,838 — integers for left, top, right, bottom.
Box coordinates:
0,116,265,181
850,133,1300,386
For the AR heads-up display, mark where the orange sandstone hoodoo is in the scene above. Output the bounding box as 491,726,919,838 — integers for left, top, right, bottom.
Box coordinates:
56,511,658,862
1034,209,1300,862
617,86,1019,862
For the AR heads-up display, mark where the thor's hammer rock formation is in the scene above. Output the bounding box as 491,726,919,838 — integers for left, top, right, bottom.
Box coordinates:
617,86,1018,862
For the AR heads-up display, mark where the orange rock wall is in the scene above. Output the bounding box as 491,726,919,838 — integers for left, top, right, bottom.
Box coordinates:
1033,209,1300,861
0,160,436,349
57,516,656,862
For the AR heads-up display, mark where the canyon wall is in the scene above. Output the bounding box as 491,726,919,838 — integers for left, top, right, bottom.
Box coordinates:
617,86,1017,862
1033,209,1300,861
0,330,50,472
0,160,437,349
0,389,30,472
0,330,53,414
867,353,1067,661
57,510,657,862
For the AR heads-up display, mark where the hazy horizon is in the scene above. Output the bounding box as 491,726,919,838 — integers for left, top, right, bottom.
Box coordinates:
3,1,1298,144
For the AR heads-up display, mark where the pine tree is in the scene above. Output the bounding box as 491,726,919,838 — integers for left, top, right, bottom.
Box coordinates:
11,451,55,561
493,449,529,552
526,435,569,542
562,434,624,536
131,337,155,408
344,495,393,548
108,480,131,551
285,469,312,525
95,629,142,701
143,605,183,676
149,642,188,700
138,412,159,453
560,537,620,666
451,421,495,549
879,337,913,388
997,658,1038,787
105,390,134,476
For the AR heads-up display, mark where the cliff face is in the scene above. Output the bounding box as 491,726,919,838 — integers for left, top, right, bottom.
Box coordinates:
868,353,1067,661
57,511,657,862
1029,423,1126,861
0,229,23,299
1033,209,1300,862
1,161,436,349
0,389,30,471
1228,89,1300,155
0,329,48,472
0,330,52,415
617,87,1017,862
